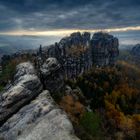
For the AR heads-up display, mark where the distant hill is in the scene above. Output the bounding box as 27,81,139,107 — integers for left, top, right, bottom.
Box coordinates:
119,44,133,50
131,44,140,56
0,45,17,58
0,35,61,58
0,45,19,53
118,44,140,67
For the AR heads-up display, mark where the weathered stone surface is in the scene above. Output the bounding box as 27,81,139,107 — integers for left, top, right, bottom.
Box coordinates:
40,57,64,93
0,90,79,140
46,32,92,79
40,58,61,76
58,32,90,48
0,61,79,140
91,32,119,66
45,32,119,78
0,62,43,126
14,62,36,81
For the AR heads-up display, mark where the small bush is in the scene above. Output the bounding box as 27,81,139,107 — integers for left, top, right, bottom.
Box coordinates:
80,112,103,137
0,85,4,92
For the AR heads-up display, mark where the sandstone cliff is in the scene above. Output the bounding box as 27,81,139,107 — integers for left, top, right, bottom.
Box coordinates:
44,32,119,78
0,61,79,140
91,32,119,66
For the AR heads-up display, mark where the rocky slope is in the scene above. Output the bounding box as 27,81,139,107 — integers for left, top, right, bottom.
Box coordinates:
0,60,79,140
0,62,42,126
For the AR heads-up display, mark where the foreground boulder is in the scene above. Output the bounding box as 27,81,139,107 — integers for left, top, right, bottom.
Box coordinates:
14,62,36,81
0,62,43,126
40,57,64,93
0,90,79,140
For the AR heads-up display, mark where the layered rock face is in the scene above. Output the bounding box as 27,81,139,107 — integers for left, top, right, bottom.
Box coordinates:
45,32,119,78
91,32,119,66
0,62,43,126
0,90,79,140
0,61,79,140
46,32,92,78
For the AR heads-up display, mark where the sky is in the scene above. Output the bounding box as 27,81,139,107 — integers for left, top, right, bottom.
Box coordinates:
0,0,140,50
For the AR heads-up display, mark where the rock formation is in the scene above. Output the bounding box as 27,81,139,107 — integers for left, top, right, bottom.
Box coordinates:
40,57,64,93
0,90,79,140
0,62,43,126
0,61,79,140
45,32,119,78
46,32,92,79
91,32,119,66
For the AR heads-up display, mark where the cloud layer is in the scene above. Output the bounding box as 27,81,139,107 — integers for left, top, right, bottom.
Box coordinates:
0,0,140,32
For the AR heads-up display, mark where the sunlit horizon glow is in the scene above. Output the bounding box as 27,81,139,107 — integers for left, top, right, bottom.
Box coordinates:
0,26,140,36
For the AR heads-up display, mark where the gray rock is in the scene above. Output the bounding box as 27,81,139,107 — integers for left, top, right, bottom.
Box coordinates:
46,32,91,77
40,58,64,93
14,62,36,81
0,61,79,140
45,32,119,78
0,90,79,140
65,85,72,95
56,31,86,48
91,32,119,66
40,58,61,76
0,62,42,125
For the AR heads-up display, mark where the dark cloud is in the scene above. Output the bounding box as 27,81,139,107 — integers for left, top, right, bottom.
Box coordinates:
0,0,140,31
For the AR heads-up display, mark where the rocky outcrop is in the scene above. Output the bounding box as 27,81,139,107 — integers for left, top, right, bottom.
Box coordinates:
0,62,43,126
91,32,119,66
14,62,36,80
58,32,90,49
40,57,64,93
44,32,119,78
46,32,92,79
0,90,79,140
0,61,79,140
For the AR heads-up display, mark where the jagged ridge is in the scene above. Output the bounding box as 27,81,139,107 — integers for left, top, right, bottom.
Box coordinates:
43,32,119,78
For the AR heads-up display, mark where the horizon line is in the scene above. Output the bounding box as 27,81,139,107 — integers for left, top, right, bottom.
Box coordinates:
0,25,140,36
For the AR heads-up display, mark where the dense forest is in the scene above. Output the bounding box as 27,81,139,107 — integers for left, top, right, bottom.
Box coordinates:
56,60,140,140
0,53,36,91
